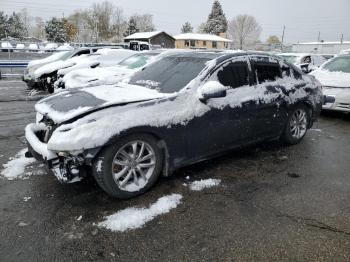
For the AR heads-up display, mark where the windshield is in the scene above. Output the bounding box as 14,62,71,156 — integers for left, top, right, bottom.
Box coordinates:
60,50,75,60
129,56,211,93
118,53,156,69
280,55,298,64
322,56,350,73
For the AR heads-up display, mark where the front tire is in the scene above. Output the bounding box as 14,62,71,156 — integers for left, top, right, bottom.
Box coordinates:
93,134,163,199
282,104,310,145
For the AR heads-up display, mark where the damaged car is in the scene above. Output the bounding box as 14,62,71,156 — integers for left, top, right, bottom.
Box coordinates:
25,51,323,198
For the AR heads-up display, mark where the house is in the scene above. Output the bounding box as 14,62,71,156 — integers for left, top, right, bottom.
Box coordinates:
292,41,350,54
174,33,232,49
124,31,175,48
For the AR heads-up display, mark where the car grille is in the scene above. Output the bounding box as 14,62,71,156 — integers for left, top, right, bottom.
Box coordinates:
337,103,350,109
40,116,57,143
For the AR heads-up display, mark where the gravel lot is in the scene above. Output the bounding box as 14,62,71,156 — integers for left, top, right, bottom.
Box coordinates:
0,80,350,262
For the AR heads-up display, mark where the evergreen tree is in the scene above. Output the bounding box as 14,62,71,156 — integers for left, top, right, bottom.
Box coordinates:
45,17,68,43
7,12,26,39
204,1,228,35
181,22,193,33
124,17,138,36
0,12,9,39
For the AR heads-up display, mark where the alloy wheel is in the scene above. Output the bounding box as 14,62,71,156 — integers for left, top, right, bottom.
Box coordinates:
111,140,156,192
290,109,307,139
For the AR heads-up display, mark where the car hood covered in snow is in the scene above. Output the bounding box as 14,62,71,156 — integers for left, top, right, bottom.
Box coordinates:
35,84,168,124
310,69,350,88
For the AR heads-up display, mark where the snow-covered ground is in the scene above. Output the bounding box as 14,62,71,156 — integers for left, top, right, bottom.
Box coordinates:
98,194,182,232
1,149,36,180
188,178,221,191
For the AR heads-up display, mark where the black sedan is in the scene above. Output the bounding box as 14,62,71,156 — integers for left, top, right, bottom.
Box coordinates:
25,51,323,198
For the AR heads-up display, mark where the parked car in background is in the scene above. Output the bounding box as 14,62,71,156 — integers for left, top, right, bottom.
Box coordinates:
50,49,135,92
278,53,327,73
28,43,39,52
24,47,98,89
25,51,322,198
59,50,163,89
310,54,350,112
15,43,25,50
1,42,13,52
56,44,74,51
44,43,58,52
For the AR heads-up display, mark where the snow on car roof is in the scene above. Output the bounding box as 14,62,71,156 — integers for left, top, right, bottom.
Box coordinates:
174,33,232,42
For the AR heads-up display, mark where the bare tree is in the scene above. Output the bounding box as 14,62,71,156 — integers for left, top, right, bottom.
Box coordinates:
228,14,262,50
111,7,127,42
32,16,46,40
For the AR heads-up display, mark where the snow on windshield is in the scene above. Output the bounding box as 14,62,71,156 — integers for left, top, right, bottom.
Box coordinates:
322,56,350,73
129,56,212,93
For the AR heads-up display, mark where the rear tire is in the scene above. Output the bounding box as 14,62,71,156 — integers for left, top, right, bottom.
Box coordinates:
93,134,163,199
282,104,310,145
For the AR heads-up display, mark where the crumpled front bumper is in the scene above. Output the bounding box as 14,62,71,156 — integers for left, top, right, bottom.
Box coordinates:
25,123,80,183
25,123,100,183
25,123,57,161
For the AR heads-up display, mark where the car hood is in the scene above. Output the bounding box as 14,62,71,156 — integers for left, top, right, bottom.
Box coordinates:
35,84,168,124
310,69,350,88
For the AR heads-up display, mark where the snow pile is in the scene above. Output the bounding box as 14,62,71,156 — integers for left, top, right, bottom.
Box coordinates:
189,179,221,191
98,194,182,232
310,69,350,88
1,149,36,180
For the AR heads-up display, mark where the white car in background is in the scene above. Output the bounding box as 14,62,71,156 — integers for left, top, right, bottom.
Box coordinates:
28,43,39,52
1,41,13,52
278,53,327,73
34,48,135,93
310,54,350,112
60,50,162,89
44,43,58,52
24,47,97,88
15,43,25,50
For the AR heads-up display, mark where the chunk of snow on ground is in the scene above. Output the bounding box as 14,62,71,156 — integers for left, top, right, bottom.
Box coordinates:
23,196,31,202
1,149,36,180
189,179,221,191
77,215,82,221
185,176,190,180
98,194,182,232
310,128,322,132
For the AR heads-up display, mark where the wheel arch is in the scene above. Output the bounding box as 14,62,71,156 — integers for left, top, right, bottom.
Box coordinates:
102,127,172,177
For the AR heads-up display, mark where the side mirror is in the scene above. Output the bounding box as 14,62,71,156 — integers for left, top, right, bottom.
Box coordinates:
300,63,309,73
324,95,335,104
198,81,227,102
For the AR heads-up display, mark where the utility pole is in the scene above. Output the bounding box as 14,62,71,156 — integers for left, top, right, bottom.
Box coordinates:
340,33,344,52
281,25,285,52
317,31,320,42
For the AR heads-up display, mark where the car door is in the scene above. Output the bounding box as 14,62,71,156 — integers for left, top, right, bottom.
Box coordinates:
185,56,256,160
247,55,287,140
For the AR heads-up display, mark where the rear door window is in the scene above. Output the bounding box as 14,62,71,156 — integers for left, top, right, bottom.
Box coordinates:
250,56,282,84
216,60,250,89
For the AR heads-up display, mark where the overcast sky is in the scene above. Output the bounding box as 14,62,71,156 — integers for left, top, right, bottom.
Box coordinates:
1,0,350,43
